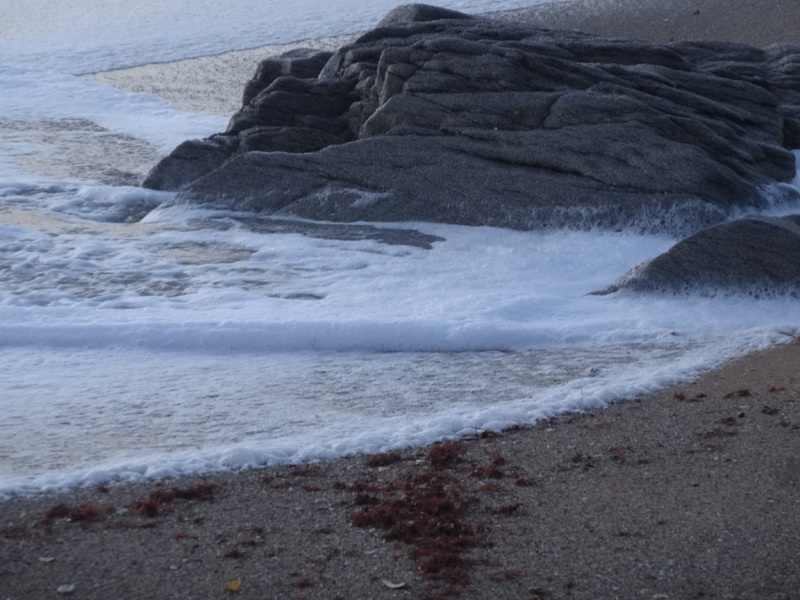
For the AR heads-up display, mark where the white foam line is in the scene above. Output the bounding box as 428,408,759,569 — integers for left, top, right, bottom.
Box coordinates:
0,332,778,499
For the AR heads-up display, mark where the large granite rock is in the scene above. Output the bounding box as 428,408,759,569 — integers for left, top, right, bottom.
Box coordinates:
593,212,800,296
142,3,800,235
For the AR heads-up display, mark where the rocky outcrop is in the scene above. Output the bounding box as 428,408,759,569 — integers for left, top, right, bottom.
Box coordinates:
142,4,800,235
592,212,800,296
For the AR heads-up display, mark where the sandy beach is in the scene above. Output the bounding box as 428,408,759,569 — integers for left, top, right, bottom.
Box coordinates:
497,0,800,47
3,1,800,598
87,0,800,117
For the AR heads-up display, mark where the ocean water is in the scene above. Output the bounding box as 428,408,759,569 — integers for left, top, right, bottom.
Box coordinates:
1,0,799,498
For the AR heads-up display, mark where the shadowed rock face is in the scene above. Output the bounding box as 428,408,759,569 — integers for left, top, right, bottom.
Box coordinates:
593,213,800,296
142,3,800,236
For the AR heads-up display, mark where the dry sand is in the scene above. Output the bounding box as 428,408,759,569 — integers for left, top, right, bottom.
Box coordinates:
496,0,800,47
87,0,800,116
87,34,357,116
3,1,800,599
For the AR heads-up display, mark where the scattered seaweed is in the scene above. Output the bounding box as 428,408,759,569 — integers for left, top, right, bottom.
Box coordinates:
470,452,506,479
496,503,522,516
4,525,29,539
39,503,113,526
514,474,535,487
290,464,323,478
365,451,403,467
565,453,595,471
313,527,334,535
428,441,464,469
487,570,522,581
346,476,392,494
470,464,504,479
104,520,158,530
131,482,218,517
675,392,706,402
476,483,500,493
351,454,482,596
354,492,380,506
131,497,160,518
412,537,475,585
703,427,738,439
609,447,628,461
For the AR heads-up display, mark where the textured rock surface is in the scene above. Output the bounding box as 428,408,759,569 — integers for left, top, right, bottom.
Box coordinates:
142,3,800,235
593,213,800,296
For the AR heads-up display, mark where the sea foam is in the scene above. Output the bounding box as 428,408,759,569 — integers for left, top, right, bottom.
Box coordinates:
1,0,799,498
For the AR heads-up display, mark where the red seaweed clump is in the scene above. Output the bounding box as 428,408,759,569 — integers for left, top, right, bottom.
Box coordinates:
470,451,506,479
352,463,480,595
39,503,113,526
365,451,403,467
131,482,218,517
290,464,323,477
427,441,464,469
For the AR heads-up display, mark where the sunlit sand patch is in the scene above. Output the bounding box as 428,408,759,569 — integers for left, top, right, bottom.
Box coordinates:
0,204,168,236
87,34,358,116
0,118,162,185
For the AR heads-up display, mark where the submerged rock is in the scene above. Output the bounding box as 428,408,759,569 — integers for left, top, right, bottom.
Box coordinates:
592,213,800,297
142,3,800,236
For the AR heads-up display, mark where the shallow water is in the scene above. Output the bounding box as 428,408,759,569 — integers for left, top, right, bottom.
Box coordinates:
1,176,796,496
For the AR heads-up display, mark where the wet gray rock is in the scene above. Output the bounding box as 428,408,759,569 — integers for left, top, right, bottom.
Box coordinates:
592,212,800,296
142,4,800,235
241,48,335,107
141,135,239,192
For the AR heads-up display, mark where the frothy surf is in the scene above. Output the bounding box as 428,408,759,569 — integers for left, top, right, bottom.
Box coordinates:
1,0,799,498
